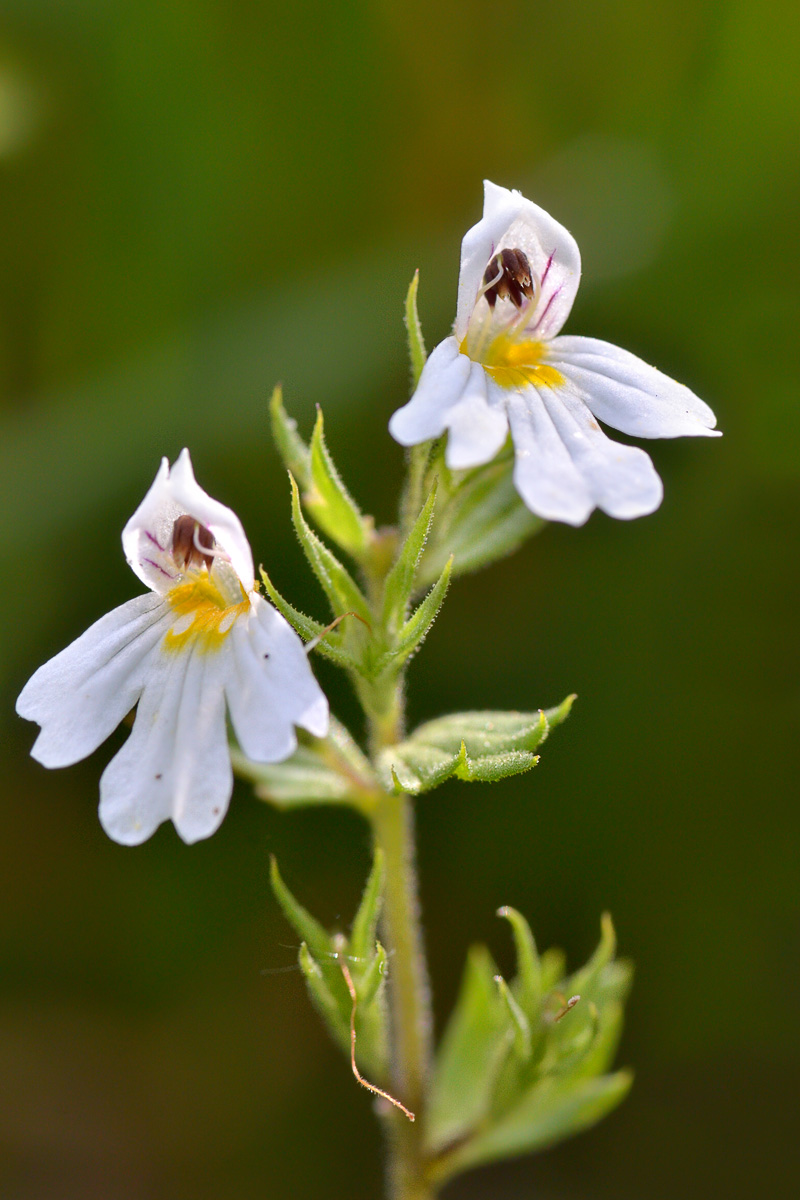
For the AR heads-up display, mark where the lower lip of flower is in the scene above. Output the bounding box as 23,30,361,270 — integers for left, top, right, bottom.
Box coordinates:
463,333,565,391
165,577,250,654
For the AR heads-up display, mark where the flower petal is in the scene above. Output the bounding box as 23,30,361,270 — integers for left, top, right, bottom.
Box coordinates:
225,595,329,762
99,646,233,845
444,361,509,470
123,449,255,594
507,385,664,524
389,337,471,445
121,458,183,593
506,390,594,526
16,594,172,768
549,336,720,438
547,386,663,519
168,449,255,589
456,180,581,342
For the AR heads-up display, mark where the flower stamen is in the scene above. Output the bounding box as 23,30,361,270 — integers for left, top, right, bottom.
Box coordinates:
482,248,537,310
172,515,215,572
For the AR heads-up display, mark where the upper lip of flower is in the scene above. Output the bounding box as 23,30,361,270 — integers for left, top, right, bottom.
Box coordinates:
389,180,720,527
455,180,583,347
123,447,256,598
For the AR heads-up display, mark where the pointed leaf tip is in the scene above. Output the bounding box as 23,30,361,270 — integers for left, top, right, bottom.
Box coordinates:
270,384,312,487
404,269,427,387
381,481,438,633
307,406,371,557
289,473,371,621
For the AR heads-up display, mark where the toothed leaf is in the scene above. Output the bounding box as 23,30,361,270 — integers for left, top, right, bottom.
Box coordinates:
497,906,543,1018
427,945,509,1152
404,269,427,387
376,699,573,795
433,1070,633,1179
382,482,437,634
349,849,385,963
289,474,371,621
269,385,311,488
305,407,372,558
373,554,451,676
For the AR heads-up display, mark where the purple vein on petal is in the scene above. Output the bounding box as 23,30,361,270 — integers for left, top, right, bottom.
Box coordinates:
143,558,175,580
540,249,556,289
531,284,562,334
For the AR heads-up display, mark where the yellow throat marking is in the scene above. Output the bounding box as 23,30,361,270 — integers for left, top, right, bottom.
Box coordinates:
164,577,249,654
467,335,565,391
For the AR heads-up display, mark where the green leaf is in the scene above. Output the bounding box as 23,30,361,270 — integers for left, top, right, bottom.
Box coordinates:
378,741,539,795
299,941,350,1056
376,699,574,795
381,482,437,634
259,568,354,669
375,553,451,675
270,857,335,967
289,474,372,621
271,856,389,1077
349,848,385,963
417,447,545,589
234,744,355,806
565,913,619,1000
433,1069,633,1179
269,384,311,488
497,906,542,1018
427,906,633,1183
305,407,372,558
427,945,510,1153
358,940,388,1007
404,269,427,387
495,975,532,1060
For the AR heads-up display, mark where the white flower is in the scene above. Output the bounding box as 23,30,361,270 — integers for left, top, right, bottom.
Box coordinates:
17,449,328,845
390,180,720,526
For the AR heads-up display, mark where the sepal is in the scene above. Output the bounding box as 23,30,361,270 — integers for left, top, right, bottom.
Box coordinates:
404,269,427,388
269,385,311,489
232,717,379,813
377,698,574,795
270,853,388,1076
373,554,452,676
426,910,633,1183
289,474,372,622
381,483,437,636
305,407,373,559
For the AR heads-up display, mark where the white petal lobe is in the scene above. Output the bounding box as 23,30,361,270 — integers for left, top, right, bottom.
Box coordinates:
456,181,581,341
542,388,663,519
99,647,233,845
225,596,329,763
168,449,255,590
506,390,594,526
16,594,172,768
443,361,509,470
123,449,255,594
550,336,720,439
389,338,470,446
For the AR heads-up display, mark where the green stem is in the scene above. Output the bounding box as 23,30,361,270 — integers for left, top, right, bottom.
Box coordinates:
367,683,436,1200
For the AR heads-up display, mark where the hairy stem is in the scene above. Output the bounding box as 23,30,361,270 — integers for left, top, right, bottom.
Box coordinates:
368,686,436,1200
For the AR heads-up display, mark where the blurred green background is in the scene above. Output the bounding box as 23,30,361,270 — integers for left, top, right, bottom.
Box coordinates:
2,0,798,1196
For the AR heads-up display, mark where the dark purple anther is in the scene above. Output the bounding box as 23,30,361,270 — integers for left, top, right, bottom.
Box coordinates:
482,247,534,309
171,515,215,572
